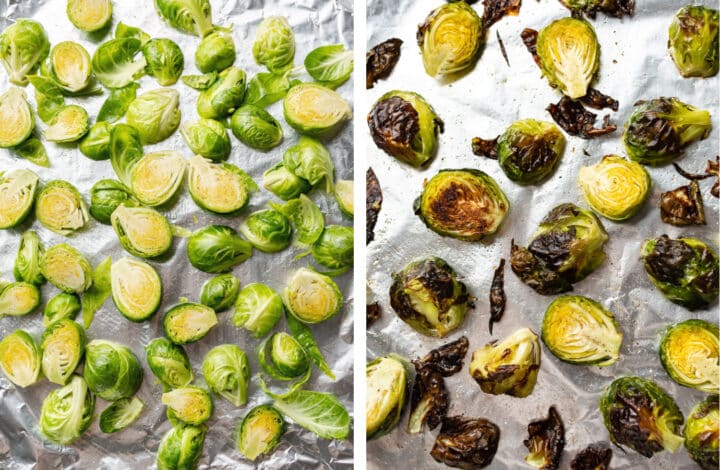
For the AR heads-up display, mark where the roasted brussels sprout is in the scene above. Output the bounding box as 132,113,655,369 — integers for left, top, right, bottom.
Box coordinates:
262,163,311,201
41,319,86,385
0,282,40,317
334,179,353,217
238,208,292,253
233,283,284,338
35,180,89,235
130,151,186,207
366,37,403,89
13,230,44,285
684,395,719,470
111,205,173,259
142,38,184,86
570,444,612,470
659,319,718,394
43,292,81,326
39,375,95,445
430,416,500,469
187,155,257,214
660,180,706,226
197,66,246,119
311,225,354,273
79,122,112,161
252,16,295,72
366,355,408,440
559,0,633,18
0,330,41,387
0,19,50,86
162,386,213,425
111,258,162,322
126,88,181,144
0,88,34,148
91,38,146,89
230,105,283,151
41,243,93,294
282,136,335,192
0,169,37,228
196,30,235,73
270,194,325,247
156,424,206,470
669,6,719,78
83,339,143,401
145,337,193,388
283,267,342,324
154,0,213,37
259,332,309,380
640,235,719,310
67,0,112,32
524,406,565,470
180,118,231,161
283,83,351,137
186,225,253,273
600,376,684,457
202,344,249,407
237,405,285,461
200,274,240,312
99,396,144,434
89,179,139,224
163,302,218,344
44,105,89,143
48,41,92,93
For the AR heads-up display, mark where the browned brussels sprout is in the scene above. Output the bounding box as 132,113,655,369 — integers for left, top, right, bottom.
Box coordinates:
547,95,616,139
366,167,382,244
570,443,612,470
660,180,706,226
659,319,718,394
684,395,719,470
559,0,634,19
488,259,505,334
668,6,719,78
430,416,500,469
524,406,565,470
366,38,402,89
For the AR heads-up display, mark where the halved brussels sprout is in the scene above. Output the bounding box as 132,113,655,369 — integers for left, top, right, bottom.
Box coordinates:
41,319,86,385
0,88,34,148
259,332,309,380
284,83,351,137
162,386,213,425
200,273,240,312
80,122,112,161
0,19,50,86
252,16,295,72
233,283,284,338
111,205,173,259
41,243,93,294
44,105,89,143
157,424,207,470
202,344,249,407
197,66,247,119
0,282,40,317
282,136,335,192
111,258,162,322
163,302,218,344
126,88,181,144
187,155,257,214
89,179,139,224
262,163,311,201
271,195,325,248
366,355,408,440
130,151,186,207
180,118,231,161
110,123,144,188
238,209,292,253
334,180,353,217
542,295,622,366
536,18,599,99
283,267,342,324
237,405,285,461
669,6,719,78
196,30,235,73
684,396,719,470
49,41,92,93
67,0,112,32
100,396,144,434
142,38,184,86
35,180,89,235
43,292,81,326
230,105,283,151
311,225,354,273
431,415,500,469
154,0,214,37
145,337,193,388
659,319,718,394
0,330,41,387
0,169,37,229
39,375,95,445
91,38,146,89
14,230,44,285
417,2,484,78
578,155,651,221
523,406,565,470
84,339,143,401
187,225,253,273
414,169,509,241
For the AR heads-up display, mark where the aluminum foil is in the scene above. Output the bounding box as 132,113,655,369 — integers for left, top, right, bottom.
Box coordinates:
366,0,718,468
0,0,354,468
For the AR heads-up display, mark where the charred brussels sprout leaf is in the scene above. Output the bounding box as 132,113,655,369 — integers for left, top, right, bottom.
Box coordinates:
202,344,249,407
156,424,206,470
154,0,213,37
0,330,41,387
283,83,351,138
252,16,295,72
0,169,37,229
430,416,500,469
111,205,173,259
111,257,162,322
258,332,309,380
366,355,408,440
92,38,147,89
196,30,235,73
570,443,612,470
187,155,257,214
100,397,144,433
89,179,139,224
200,274,240,312
84,339,143,401
524,406,565,470
367,302,381,327
162,386,213,425
0,282,40,317
262,163,311,201
41,319,86,385
684,396,719,470
231,105,283,151
14,230,44,285
559,0,634,19
186,225,253,273
130,151,186,207
488,259,505,334
233,283,284,338
310,225,354,274
237,405,285,461
43,293,81,326
660,180,705,226
660,319,718,393
547,95,617,139
283,267,342,324
163,302,218,344
67,0,112,32
669,6,719,78
41,243,93,294
142,38,184,86
366,38,403,89
579,155,651,221
0,19,50,86
44,105,89,143
180,118,231,161
197,66,247,119
239,209,292,253
126,88,181,144
48,41,92,93
145,337,193,388
39,375,94,445
282,137,335,192
80,122,112,161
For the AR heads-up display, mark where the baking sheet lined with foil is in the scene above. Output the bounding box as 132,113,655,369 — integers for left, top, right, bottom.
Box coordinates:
366,0,718,469
0,0,354,468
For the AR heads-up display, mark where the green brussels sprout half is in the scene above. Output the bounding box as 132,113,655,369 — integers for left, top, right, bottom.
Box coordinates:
200,273,240,312
197,66,247,119
186,225,253,273
262,163,311,201
110,123,144,188
0,88,34,148
44,105,89,143
187,155,257,214
659,319,718,394
35,180,90,235
0,19,50,86
39,375,95,445
89,179,139,224
0,282,40,317
97,83,139,124
130,151,186,207
0,169,37,228
163,302,218,344
41,319,86,385
111,258,162,322
270,194,325,247
79,122,112,161
238,209,292,253
202,344,250,407
623,98,712,165
304,44,354,87
641,235,719,310
283,83,351,137
230,105,283,151
14,230,45,285
142,38,184,86
196,30,235,73
669,6,719,78
154,0,214,38
91,38,146,89
258,332,309,380
162,386,213,425
366,355,408,440
284,267,342,324
311,225,354,273
99,396,144,434
0,330,41,387
684,396,719,470
157,424,207,470
252,16,295,72
41,243,93,294
111,205,173,259
180,118,231,161
126,88,181,144
542,295,622,366
145,337,194,388
417,2,484,78
237,405,285,461
233,283,284,338
43,292,81,326
414,169,509,241
67,0,112,32
84,339,143,401
600,376,684,457
48,41,92,93
334,179,353,217
282,136,335,192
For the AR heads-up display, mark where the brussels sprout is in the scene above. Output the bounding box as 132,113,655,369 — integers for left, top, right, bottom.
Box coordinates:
252,16,295,72
126,88,181,144
285,312,335,379
39,375,95,445
262,163,311,201
79,122,112,161
187,225,253,273
431,416,501,469
91,38,147,89
641,235,719,310
202,344,249,407
304,44,353,87
145,337,194,388
111,205,173,259
100,396,144,434
130,151,186,207
600,376,684,457
0,282,40,317
258,332,309,380
237,405,285,461
200,274,240,312
157,424,206,470
415,169,509,241
230,105,283,151
334,180,353,217
366,355,408,440
283,267,342,324
197,66,247,119
684,396,719,470
162,386,213,425
41,319,86,385
0,169,37,228
44,105,89,143
270,194,325,247
89,179,139,224
142,38,184,86
67,0,112,32
43,292,81,326
0,330,41,387
41,243,93,294
669,6,719,78
97,83,139,124
417,2,484,78
163,302,218,344
233,283,284,338
187,155,257,214
195,30,235,73
542,295,622,366
84,339,143,401
311,225,354,273
245,70,298,107
110,123,144,187
659,320,718,394
660,180,706,226
283,83,351,137
111,258,162,322
523,406,565,470
154,0,214,37
282,137,334,192
0,19,50,86
35,180,89,235
14,230,44,285
0,88,34,148
48,41,91,93
180,118,231,161
623,98,712,165
238,209,292,253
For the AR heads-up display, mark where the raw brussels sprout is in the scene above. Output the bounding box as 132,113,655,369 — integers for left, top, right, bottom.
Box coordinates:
111,205,173,259
259,332,309,380
641,235,719,310
142,38,184,86
130,151,186,207
389,257,469,337
431,416,501,469
230,105,283,151
48,41,92,93
162,386,213,425
536,17,599,98
92,38,146,90
623,98,712,165
156,424,207,470
0,19,50,86
304,44,354,87
282,137,334,192
245,70,297,107
283,83,351,137
0,88,34,148
252,16,295,72
600,376,684,457
145,337,193,388
187,155,257,214
233,283,284,338
262,163,311,201
200,274,240,312
417,2,484,78
84,339,143,401
414,169,509,241
366,355,408,440
43,292,81,326
39,375,95,445
542,295,622,366
44,105,89,143
180,118,231,161
97,83,139,124
14,230,44,285
284,267,343,324
238,209,292,253
28,74,64,125
111,258,162,322
237,405,285,461
196,30,235,73
669,6,719,78
41,243,93,294
35,180,89,235
197,66,247,119
154,0,214,37
578,155,651,221
67,0,113,32
163,302,218,344
0,330,41,387
311,225,354,273
41,319,86,385
182,72,218,89
0,282,40,317
126,88,181,144
187,225,253,273
270,389,350,440
684,396,719,470
659,319,718,394
110,123,144,188
523,406,565,470
469,327,541,397
0,169,37,229
89,179,139,224
99,396,144,433
202,344,249,407
334,180,353,217
79,122,112,161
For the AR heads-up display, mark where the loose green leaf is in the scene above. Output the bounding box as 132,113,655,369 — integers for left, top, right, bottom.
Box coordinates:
100,397,144,433
92,38,147,89
110,124,144,187
245,71,298,108
82,256,112,328
181,72,218,90
14,136,50,167
258,368,312,400
27,75,64,124
115,22,150,45
271,390,350,440
304,44,353,88
286,311,335,379
270,194,325,247
98,83,139,123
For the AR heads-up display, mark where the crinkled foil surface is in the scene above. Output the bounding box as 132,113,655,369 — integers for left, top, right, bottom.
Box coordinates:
0,0,354,468
366,0,718,468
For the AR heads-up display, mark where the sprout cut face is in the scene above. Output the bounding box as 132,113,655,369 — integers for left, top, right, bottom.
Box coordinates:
366,355,408,440
41,243,93,294
111,205,173,259
660,319,719,394
35,180,90,235
668,6,719,78
44,105,90,143
130,151,186,207
202,344,250,407
0,19,50,85
230,105,284,151
41,319,86,385
99,396,144,434
186,225,253,273
0,330,41,387
238,208,293,253
237,405,285,461
0,282,40,317
334,179,354,217
111,258,163,322
0,169,38,229
83,339,143,401
126,88,181,144
0,88,34,148
187,155,257,214
233,283,284,338
67,0,113,32
161,386,213,425
283,267,343,324
684,396,719,470
252,16,295,72
49,41,92,93
283,83,352,137
163,302,218,344
145,337,193,388
39,375,95,445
